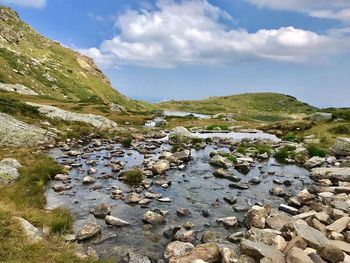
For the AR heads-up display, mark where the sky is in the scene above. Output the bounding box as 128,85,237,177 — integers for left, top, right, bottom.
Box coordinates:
1,0,350,107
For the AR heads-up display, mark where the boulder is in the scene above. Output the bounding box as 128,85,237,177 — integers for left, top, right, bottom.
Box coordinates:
164,241,194,259
169,243,220,263
91,204,111,219
0,158,21,185
246,206,268,229
169,126,195,138
310,112,332,122
209,155,233,168
83,176,95,184
317,245,344,263
240,239,285,263
266,214,294,230
244,227,287,251
326,217,350,233
76,222,101,241
202,231,223,243
304,156,324,169
105,215,130,226
142,211,166,225
217,216,238,227
285,247,313,263
330,137,350,156
15,217,43,243
152,159,170,175
213,169,240,182
174,230,196,243
284,236,307,253
310,167,350,182
125,193,142,204
292,220,328,249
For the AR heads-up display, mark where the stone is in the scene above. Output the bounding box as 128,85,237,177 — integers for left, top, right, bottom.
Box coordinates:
304,157,324,169
310,112,332,122
202,231,223,243
229,182,250,190
297,189,315,205
125,193,142,203
285,247,313,263
169,126,196,139
90,203,111,219
142,211,166,225
244,227,287,251
315,212,331,224
269,186,286,197
284,236,307,253
266,214,294,230
326,217,350,233
76,222,101,241
83,176,95,184
128,252,151,263
0,158,21,185
217,216,238,227
52,183,70,192
105,215,130,226
177,208,191,216
54,174,69,181
169,243,220,263
15,217,42,243
213,168,240,182
240,239,285,263
293,220,328,249
279,204,299,215
328,240,350,253
318,245,344,263
152,160,170,175
246,206,268,229
174,230,196,243
164,241,194,259
311,167,350,182
210,155,233,168
0,83,38,96
330,137,350,156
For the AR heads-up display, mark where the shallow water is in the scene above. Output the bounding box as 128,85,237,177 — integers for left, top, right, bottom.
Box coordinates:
46,139,310,261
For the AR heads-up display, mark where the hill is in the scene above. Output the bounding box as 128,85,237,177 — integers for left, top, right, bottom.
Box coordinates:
158,92,317,121
0,6,145,110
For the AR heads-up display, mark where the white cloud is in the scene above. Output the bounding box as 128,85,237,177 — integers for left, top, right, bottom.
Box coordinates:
247,0,350,22
0,0,46,8
82,0,349,68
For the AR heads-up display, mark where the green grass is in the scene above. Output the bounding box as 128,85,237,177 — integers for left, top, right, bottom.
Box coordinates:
329,124,350,135
274,146,296,163
227,155,237,163
0,93,40,119
120,169,143,185
206,124,229,131
307,144,326,158
120,137,132,148
283,132,300,142
237,143,271,156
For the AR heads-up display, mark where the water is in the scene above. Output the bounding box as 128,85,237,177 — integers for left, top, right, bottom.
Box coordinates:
46,139,310,261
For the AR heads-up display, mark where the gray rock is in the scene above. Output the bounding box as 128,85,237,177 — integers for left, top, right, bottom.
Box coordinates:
152,159,170,175
246,206,268,229
310,112,332,122
285,247,313,263
304,156,325,169
201,231,223,243
217,216,238,227
91,204,111,219
105,215,130,226
0,83,38,95
210,155,233,168
293,219,328,249
128,252,151,263
279,204,299,215
240,239,285,263
169,126,196,138
244,227,287,251
76,222,101,240
310,167,350,182
213,168,240,182
143,211,166,225
0,158,21,185
125,193,142,204
330,137,350,156
15,217,43,243
164,241,194,259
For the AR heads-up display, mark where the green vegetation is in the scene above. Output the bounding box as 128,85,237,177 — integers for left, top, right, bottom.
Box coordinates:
283,132,300,142
227,155,237,163
206,124,229,131
0,93,40,119
323,108,350,121
329,124,350,135
120,137,132,148
237,143,271,156
274,146,296,163
307,144,326,158
120,169,143,185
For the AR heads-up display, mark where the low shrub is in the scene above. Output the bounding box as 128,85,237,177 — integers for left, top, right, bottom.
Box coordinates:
329,124,350,134
284,132,299,142
206,124,229,131
120,169,143,185
121,137,132,148
274,145,296,163
307,144,326,157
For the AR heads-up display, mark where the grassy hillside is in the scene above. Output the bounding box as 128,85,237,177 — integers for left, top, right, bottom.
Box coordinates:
158,92,317,121
0,6,148,110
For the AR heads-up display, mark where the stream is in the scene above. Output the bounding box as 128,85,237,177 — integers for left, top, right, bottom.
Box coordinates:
46,133,311,261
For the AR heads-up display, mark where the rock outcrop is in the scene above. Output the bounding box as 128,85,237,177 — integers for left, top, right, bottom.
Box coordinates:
0,83,38,95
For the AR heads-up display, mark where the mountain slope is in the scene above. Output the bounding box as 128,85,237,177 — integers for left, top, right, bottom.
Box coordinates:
158,92,317,120
0,6,145,110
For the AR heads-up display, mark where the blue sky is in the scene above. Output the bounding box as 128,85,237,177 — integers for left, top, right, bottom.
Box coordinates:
1,0,350,107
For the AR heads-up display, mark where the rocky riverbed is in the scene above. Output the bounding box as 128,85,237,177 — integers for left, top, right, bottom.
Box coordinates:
43,128,350,262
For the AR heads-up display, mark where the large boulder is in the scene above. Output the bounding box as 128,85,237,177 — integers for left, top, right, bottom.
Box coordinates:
244,227,287,251
310,167,350,182
310,112,332,122
169,243,220,263
304,156,324,169
330,137,350,156
15,217,43,243
169,126,195,138
246,206,269,229
285,247,313,263
152,159,170,175
292,220,328,249
0,158,21,185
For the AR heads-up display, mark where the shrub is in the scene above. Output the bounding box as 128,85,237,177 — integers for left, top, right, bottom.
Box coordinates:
191,137,203,144
205,137,212,143
236,143,271,156
206,124,229,131
284,132,298,142
121,137,132,148
329,124,350,134
228,155,237,163
307,144,326,158
120,169,143,185
274,145,296,163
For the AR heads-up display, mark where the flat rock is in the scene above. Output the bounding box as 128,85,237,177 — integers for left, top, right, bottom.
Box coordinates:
164,241,194,259
293,220,328,249
240,239,285,263
76,222,101,241
105,215,130,226
169,242,220,263
285,247,313,263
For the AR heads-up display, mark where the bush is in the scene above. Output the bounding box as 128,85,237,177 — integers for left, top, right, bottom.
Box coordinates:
121,137,132,148
274,146,296,163
227,155,237,163
120,169,143,185
284,132,298,142
206,124,229,131
307,144,326,157
205,137,212,143
0,95,40,118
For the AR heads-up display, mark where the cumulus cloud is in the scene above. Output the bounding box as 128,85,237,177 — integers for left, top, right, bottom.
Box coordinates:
0,0,46,8
82,0,349,68
247,0,350,22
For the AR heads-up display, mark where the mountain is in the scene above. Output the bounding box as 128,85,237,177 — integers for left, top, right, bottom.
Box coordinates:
158,92,317,120
0,6,145,110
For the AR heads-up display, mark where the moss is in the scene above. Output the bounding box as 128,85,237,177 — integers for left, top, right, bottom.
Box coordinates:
120,169,143,185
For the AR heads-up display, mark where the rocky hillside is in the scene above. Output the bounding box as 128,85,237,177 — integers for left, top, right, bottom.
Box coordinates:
158,93,317,120
0,6,144,110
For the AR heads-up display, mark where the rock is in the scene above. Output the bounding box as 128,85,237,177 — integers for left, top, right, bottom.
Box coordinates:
269,186,286,197
330,137,350,156
318,245,344,263
237,255,256,263
125,193,142,204
279,204,298,215
285,247,313,263
311,167,350,182
304,157,325,169
169,243,220,263
128,251,151,263
229,182,250,190
210,155,233,168
284,236,307,252
310,112,332,122
164,241,194,259
152,160,170,175
223,196,237,205
158,197,171,202
177,208,191,216
246,206,268,229
105,215,130,226
217,216,237,227
213,169,240,182
15,217,42,243
240,239,285,263
54,174,69,181
244,227,287,251
0,158,21,185
292,220,328,249
169,126,196,138
142,211,166,225
91,204,111,219
248,177,261,185
174,230,196,243
83,176,95,184
52,183,70,192
0,83,38,95
328,240,350,253
202,231,223,243
297,189,315,204
0,113,56,147
175,149,192,162
76,222,101,241
266,213,293,230
27,103,118,129
326,217,350,233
